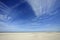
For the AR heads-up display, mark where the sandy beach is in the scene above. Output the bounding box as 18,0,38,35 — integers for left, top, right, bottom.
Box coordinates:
0,32,60,40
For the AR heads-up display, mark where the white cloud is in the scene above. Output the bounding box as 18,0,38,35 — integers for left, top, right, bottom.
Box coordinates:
0,21,59,31
26,0,56,17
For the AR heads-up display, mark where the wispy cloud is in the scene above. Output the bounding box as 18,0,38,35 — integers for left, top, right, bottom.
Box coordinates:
26,0,56,17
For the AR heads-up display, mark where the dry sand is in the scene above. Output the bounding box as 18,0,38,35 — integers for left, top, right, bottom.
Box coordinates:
0,32,60,40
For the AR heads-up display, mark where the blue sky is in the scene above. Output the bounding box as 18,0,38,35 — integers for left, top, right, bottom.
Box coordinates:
0,0,60,32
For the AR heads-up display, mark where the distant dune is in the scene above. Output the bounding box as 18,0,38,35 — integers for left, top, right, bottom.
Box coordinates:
0,32,60,40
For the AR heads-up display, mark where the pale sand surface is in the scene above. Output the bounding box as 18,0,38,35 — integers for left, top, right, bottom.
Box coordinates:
0,32,60,40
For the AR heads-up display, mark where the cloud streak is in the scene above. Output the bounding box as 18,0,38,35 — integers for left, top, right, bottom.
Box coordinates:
26,0,56,17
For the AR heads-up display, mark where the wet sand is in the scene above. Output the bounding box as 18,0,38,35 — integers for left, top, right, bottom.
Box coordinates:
0,32,60,40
